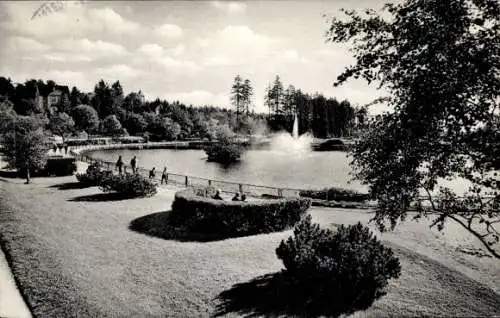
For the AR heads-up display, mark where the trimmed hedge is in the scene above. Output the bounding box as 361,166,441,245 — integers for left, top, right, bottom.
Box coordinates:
299,187,369,202
100,173,157,198
276,215,401,316
169,189,311,237
45,157,77,176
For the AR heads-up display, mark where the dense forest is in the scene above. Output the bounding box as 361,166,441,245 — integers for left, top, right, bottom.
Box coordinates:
0,75,365,141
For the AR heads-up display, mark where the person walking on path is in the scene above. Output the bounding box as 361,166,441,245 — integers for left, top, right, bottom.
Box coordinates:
130,156,137,173
116,155,124,175
149,167,156,179
161,167,167,184
64,144,69,155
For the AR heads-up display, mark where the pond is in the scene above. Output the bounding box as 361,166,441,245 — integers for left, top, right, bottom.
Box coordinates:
88,148,368,191
88,147,475,195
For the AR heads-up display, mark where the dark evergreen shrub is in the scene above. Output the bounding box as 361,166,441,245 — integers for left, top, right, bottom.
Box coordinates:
276,215,401,316
75,162,112,187
100,173,157,198
299,187,369,202
45,157,77,176
169,189,311,237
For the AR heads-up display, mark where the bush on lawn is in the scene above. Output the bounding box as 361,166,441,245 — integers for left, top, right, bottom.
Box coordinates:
299,187,369,202
75,162,112,186
45,157,77,176
169,189,311,237
276,215,401,316
100,172,157,198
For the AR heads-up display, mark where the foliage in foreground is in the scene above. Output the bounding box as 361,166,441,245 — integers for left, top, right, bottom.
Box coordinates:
169,189,311,237
326,0,500,258
100,172,158,198
276,215,401,316
1,115,48,183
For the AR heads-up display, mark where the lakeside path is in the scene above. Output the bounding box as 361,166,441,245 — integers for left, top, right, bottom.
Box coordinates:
0,162,498,317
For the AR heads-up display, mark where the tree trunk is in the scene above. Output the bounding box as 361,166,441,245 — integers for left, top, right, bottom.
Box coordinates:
25,167,30,184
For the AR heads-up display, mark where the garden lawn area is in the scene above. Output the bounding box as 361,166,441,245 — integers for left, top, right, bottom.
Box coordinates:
0,166,499,317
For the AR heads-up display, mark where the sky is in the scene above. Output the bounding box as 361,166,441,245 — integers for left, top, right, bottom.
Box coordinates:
0,0,391,114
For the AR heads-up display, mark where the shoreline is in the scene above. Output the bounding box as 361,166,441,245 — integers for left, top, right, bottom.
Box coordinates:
69,142,373,207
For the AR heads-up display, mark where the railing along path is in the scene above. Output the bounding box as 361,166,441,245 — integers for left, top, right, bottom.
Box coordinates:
69,144,302,198
68,143,498,202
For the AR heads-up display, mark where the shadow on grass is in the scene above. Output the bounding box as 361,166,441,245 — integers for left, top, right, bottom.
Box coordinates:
129,211,240,242
68,192,131,202
213,271,377,318
214,245,500,318
49,181,91,190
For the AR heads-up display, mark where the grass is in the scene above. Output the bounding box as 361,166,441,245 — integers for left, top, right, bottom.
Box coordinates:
0,166,499,317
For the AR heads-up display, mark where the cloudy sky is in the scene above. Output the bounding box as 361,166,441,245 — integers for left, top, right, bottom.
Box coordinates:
0,0,390,114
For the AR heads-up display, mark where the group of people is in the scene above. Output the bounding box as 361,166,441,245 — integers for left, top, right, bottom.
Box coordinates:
52,143,69,155
212,189,246,202
115,155,168,184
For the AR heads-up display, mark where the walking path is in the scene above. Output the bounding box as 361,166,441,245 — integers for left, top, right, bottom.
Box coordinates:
0,248,31,318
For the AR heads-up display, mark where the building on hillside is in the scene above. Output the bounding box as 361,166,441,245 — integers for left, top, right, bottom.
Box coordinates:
47,85,70,115
35,85,45,113
137,90,145,104
35,84,70,116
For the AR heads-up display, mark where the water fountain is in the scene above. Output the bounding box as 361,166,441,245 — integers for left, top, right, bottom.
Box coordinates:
269,112,313,154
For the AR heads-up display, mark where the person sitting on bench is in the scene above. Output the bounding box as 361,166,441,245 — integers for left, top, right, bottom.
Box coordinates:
212,189,223,200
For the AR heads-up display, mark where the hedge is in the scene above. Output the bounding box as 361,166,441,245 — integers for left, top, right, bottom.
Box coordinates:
168,189,311,237
45,157,77,176
299,187,370,202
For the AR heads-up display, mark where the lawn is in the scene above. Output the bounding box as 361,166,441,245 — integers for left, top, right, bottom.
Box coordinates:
0,167,499,317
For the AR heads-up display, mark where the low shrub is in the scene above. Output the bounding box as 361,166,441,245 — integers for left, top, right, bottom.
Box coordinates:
313,138,346,151
276,215,401,316
100,173,157,198
169,189,311,237
75,162,112,187
299,187,369,202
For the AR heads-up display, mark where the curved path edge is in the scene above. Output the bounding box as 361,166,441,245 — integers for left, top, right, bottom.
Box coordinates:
0,244,32,318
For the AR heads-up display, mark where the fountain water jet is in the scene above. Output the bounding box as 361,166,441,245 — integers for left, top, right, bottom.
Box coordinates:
269,112,313,154
292,113,299,139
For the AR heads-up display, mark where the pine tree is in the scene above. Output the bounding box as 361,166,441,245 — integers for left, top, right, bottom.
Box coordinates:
284,84,296,118
241,79,253,115
271,75,284,116
230,75,245,125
